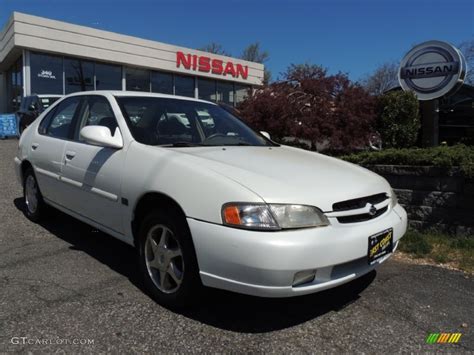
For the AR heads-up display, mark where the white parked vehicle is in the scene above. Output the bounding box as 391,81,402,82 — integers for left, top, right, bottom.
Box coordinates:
14,91,407,307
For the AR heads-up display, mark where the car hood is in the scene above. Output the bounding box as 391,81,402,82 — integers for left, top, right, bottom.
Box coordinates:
170,145,391,212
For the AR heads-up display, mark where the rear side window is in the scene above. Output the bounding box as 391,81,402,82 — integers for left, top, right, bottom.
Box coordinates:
43,97,81,139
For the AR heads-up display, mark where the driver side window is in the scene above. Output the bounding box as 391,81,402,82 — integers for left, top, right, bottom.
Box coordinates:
74,96,119,141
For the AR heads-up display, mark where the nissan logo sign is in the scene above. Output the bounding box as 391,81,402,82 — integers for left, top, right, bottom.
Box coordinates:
398,40,466,100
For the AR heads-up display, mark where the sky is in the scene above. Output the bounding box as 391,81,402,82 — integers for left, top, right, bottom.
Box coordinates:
1,0,472,82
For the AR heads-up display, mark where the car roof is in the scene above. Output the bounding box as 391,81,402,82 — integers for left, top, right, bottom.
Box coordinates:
63,90,217,105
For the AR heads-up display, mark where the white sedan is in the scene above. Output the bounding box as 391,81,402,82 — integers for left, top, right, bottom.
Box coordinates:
14,91,407,308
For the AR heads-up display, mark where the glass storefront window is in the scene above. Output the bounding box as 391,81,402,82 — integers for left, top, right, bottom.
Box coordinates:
6,57,23,112
65,58,94,94
151,71,173,94
126,67,150,92
217,81,234,105
175,75,195,97
30,52,63,95
17,51,253,110
235,84,251,105
95,63,122,90
198,78,217,102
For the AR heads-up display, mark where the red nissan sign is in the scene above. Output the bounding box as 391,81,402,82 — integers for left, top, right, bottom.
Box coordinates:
176,51,248,79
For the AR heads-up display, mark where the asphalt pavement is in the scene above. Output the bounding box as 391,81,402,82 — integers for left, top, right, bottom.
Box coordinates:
0,139,472,353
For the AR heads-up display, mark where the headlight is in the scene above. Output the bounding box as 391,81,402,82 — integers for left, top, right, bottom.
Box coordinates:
222,203,329,231
268,204,329,229
390,188,398,207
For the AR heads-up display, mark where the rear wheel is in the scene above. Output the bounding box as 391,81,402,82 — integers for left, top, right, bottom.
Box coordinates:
23,168,45,222
138,209,202,308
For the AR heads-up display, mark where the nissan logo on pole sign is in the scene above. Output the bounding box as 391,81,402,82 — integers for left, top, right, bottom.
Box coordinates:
398,40,466,100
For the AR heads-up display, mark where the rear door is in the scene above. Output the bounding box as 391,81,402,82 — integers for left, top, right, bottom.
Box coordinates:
60,95,126,234
30,96,82,204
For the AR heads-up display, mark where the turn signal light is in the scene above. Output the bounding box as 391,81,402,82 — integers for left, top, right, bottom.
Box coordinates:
223,205,241,225
221,203,280,230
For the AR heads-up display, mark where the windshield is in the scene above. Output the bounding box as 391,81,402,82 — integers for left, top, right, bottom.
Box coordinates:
115,96,273,147
40,97,60,110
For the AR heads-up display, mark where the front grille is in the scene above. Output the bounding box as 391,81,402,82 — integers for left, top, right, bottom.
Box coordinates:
332,193,388,212
332,193,389,224
337,206,388,224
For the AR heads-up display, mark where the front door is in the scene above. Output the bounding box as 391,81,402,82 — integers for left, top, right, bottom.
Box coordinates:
60,95,125,234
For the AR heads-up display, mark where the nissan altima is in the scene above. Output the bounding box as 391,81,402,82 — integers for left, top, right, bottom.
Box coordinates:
14,91,407,307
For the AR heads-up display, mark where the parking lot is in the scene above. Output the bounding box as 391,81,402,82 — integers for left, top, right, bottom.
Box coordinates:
0,138,472,353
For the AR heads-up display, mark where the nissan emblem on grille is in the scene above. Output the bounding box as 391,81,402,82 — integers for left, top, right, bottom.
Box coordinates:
368,204,377,216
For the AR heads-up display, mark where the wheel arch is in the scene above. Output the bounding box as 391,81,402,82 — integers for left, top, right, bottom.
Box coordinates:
20,160,34,184
131,192,190,248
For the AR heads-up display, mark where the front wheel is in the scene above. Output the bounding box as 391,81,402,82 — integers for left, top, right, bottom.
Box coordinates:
138,210,202,308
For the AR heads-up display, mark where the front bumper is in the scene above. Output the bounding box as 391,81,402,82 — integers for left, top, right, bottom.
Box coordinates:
188,204,407,297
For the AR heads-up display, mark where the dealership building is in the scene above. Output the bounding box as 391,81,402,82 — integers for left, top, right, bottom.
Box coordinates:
0,12,264,113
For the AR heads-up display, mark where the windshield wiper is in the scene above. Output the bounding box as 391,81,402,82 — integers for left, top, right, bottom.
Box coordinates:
167,141,256,147
223,142,253,146
201,142,257,147
161,142,203,147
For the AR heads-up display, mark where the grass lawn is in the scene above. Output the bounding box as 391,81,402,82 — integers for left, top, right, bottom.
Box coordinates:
398,229,474,273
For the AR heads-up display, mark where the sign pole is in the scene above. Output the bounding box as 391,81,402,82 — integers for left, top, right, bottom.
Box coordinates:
420,99,439,147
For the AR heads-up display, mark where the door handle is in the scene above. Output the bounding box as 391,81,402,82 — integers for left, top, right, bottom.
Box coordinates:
65,151,76,160
31,143,39,150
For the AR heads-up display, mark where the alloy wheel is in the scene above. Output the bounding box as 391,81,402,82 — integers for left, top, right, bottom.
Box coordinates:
144,224,184,294
25,175,38,214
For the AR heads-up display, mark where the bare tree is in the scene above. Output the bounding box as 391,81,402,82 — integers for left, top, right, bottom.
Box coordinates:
198,42,231,56
199,41,272,84
241,42,272,84
240,42,269,63
459,39,474,85
361,62,399,95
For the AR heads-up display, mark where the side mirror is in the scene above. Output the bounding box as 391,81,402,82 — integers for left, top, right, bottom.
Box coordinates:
28,104,36,111
80,126,123,149
260,131,271,140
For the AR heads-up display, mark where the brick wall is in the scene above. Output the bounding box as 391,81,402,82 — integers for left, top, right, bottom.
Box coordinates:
366,165,474,236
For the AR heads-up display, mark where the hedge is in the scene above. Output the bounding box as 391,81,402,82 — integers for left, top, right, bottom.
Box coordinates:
376,91,420,148
339,144,474,178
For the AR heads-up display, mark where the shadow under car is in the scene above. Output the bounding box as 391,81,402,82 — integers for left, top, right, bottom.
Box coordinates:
14,197,376,333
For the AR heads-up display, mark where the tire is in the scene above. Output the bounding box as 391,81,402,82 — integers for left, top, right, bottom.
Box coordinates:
23,167,45,222
138,209,202,308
